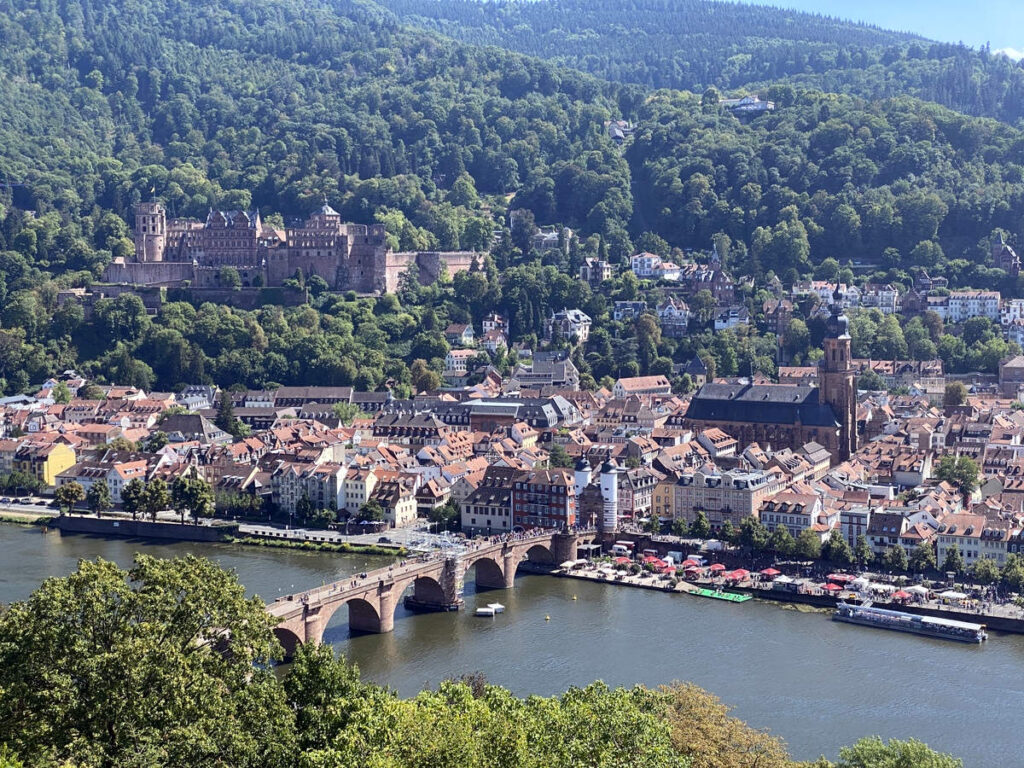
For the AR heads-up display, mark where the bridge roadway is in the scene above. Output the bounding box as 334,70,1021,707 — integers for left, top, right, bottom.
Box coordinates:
267,529,588,657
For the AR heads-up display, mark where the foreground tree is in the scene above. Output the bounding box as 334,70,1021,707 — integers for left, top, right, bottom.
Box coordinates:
836,736,962,768
661,682,792,768
0,555,295,766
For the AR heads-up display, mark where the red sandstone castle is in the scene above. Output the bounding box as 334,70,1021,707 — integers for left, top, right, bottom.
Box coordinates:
104,201,480,293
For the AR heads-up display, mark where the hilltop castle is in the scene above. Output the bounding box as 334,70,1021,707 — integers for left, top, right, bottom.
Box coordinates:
104,201,479,293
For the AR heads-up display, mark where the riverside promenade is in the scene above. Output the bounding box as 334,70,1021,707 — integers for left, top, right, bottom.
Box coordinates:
553,560,1024,634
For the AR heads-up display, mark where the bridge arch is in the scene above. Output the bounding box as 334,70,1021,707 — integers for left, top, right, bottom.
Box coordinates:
465,555,507,591
409,575,446,605
273,626,303,659
347,597,383,635
525,543,555,565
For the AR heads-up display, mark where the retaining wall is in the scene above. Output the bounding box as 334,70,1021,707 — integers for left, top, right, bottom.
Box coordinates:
53,516,238,543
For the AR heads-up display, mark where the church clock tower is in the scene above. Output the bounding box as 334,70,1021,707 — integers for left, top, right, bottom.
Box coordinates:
820,286,857,462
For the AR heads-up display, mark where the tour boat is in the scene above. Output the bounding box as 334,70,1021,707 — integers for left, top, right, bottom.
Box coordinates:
833,602,987,643
475,602,505,617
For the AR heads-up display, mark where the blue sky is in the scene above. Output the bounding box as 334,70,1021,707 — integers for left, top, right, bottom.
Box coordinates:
729,0,1024,56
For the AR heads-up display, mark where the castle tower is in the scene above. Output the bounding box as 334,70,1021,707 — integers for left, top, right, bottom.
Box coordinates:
820,285,857,463
134,201,166,263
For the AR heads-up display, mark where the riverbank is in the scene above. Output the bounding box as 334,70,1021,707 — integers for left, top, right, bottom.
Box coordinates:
8,511,403,557
554,565,1024,635
228,535,405,557
0,510,55,526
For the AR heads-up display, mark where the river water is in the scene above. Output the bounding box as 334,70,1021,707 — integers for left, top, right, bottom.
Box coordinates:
2,525,1021,766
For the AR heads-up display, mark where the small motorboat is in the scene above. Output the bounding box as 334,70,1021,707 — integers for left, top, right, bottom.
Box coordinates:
475,602,505,617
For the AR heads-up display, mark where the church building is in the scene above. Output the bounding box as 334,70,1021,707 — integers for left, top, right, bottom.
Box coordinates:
683,287,857,464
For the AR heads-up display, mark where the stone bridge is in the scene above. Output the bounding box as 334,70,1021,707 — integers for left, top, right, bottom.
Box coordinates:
267,530,587,658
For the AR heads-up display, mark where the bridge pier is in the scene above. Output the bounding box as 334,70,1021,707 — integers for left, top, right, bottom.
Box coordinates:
551,531,579,564
377,587,396,633
304,606,326,645
502,550,519,588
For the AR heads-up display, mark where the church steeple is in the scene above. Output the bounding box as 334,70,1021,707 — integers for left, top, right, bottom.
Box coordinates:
820,283,856,462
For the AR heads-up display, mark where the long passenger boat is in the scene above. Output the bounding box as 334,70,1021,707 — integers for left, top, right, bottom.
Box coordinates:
833,602,987,644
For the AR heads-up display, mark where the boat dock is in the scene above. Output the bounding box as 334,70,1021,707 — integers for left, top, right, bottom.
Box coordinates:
692,587,751,603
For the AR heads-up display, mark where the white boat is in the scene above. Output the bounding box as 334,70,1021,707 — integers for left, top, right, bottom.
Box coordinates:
475,602,505,617
488,602,505,613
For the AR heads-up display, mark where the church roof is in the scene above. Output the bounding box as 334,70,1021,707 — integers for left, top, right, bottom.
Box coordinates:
684,384,840,428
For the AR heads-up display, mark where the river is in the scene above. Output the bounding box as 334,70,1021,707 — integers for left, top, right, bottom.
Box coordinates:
1,525,1020,766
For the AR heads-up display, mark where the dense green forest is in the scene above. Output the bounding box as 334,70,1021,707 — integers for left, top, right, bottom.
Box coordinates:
0,554,964,767
380,0,1024,123
1,0,1024,397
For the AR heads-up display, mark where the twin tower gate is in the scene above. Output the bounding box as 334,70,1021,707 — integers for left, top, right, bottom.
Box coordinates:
269,531,583,658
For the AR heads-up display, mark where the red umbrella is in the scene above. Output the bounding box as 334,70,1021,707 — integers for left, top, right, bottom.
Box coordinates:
893,590,911,600
614,556,631,564
760,568,781,577
682,559,701,568
827,573,856,583
684,565,700,572
708,563,726,571
730,568,750,578
822,583,843,591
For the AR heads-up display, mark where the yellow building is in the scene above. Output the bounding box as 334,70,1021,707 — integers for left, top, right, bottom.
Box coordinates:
15,442,77,488
652,473,678,520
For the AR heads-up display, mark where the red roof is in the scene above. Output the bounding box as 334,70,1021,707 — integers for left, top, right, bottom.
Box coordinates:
827,573,856,583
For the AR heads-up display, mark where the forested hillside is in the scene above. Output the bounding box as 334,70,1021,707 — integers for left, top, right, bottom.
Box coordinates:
623,90,1024,290
2,0,1024,397
0,0,633,260
381,0,1024,123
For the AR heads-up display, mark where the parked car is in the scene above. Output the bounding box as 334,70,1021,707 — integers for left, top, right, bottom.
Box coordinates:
378,536,392,544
